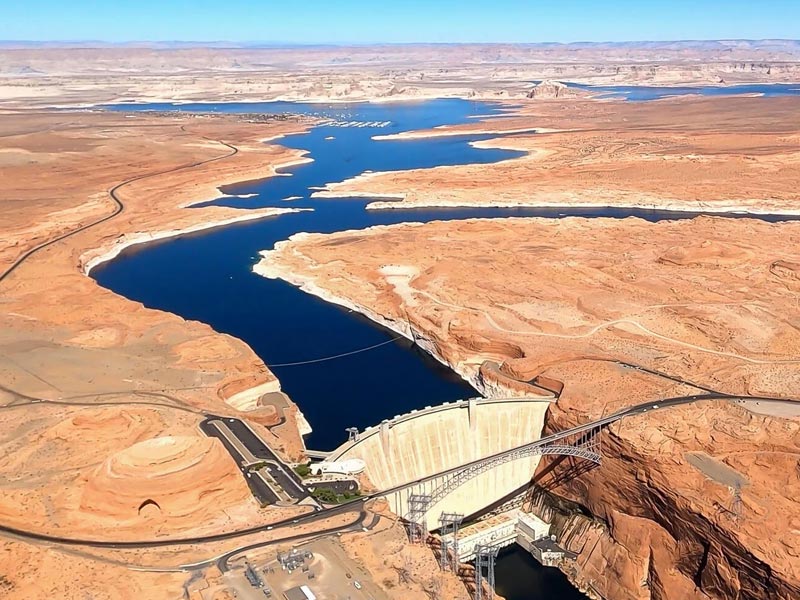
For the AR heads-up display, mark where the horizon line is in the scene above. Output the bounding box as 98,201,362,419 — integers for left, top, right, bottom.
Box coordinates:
2,38,800,47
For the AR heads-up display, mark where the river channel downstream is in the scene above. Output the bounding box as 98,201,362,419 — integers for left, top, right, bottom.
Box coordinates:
95,91,798,599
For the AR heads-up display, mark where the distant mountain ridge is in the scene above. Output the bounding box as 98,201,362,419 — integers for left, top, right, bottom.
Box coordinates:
2,40,798,107
1,39,799,51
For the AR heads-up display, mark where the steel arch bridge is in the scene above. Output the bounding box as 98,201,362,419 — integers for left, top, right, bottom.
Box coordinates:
403,426,602,527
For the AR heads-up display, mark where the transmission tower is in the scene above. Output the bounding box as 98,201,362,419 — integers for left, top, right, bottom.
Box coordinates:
730,481,743,524
439,512,464,572
474,544,500,600
405,494,431,544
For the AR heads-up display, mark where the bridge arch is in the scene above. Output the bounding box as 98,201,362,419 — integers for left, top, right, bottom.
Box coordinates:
423,434,601,517
329,396,554,530
390,427,602,530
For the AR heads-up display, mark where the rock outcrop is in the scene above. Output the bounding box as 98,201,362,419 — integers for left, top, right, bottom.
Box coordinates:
529,399,800,600
527,79,574,99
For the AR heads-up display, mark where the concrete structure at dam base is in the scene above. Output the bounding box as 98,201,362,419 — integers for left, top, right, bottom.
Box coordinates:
441,508,576,566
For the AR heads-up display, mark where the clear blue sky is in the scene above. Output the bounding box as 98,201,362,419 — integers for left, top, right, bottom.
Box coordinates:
4,0,799,43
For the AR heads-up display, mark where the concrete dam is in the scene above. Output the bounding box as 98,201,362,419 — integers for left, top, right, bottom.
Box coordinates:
328,397,553,531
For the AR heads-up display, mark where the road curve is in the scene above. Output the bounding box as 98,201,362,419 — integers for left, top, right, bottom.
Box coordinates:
0,391,796,549
214,507,371,572
0,496,363,549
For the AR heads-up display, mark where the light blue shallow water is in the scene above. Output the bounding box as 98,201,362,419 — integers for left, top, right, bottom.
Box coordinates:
567,82,800,101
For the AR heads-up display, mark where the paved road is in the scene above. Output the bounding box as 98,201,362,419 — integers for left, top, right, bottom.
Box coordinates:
227,418,308,500
214,507,371,572
387,392,787,489
0,392,796,549
201,419,281,505
206,416,308,501
0,494,363,549
206,420,263,467
610,359,722,394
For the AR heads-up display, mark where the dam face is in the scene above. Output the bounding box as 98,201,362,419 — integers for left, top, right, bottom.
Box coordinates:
329,397,551,530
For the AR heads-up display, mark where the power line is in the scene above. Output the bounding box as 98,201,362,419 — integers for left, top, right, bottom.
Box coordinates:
267,335,405,367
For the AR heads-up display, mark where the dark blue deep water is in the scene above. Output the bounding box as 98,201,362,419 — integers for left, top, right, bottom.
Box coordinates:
495,546,588,600
96,97,792,600
97,100,528,451
97,98,795,449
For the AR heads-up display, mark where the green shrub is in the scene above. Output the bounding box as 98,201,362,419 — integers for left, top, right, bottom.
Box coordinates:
294,463,312,478
311,488,339,503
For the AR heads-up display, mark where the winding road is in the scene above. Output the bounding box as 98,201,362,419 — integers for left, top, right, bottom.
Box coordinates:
0,128,238,285
3,102,799,595
0,390,795,550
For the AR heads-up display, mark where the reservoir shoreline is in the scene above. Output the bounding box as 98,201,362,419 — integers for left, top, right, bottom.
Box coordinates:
90,94,800,600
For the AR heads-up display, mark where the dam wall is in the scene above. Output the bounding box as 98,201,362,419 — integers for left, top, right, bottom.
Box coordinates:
329,397,551,530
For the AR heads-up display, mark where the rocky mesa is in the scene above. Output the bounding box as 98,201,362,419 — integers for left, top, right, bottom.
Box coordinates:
257,215,800,600
0,108,315,597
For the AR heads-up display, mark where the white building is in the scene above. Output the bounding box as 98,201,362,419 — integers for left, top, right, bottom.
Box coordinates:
284,585,317,600
309,458,365,476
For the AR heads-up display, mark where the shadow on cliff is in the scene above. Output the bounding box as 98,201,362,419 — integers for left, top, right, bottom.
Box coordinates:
531,454,600,492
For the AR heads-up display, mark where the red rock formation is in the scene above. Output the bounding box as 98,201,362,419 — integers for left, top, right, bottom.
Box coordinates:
527,79,577,99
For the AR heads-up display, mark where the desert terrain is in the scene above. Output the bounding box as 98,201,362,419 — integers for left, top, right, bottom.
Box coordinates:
2,40,800,600
259,216,800,599
0,108,327,596
313,94,800,214
2,41,800,107
0,97,472,599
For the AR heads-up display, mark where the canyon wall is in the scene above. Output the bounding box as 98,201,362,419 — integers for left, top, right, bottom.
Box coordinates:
257,216,800,600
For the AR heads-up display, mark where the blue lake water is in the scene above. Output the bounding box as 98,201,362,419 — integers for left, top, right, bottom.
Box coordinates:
97,98,796,449
96,96,795,600
567,82,800,101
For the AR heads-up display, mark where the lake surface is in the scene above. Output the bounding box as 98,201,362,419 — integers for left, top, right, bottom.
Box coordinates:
97,99,795,448
567,82,800,101
97,97,792,600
